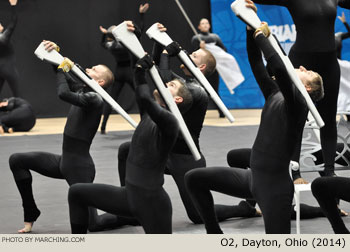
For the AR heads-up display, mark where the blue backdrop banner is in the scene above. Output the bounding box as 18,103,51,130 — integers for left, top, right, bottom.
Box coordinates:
210,0,350,108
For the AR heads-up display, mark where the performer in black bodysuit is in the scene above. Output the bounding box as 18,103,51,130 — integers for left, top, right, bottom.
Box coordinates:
98,3,149,134
312,176,350,233
68,54,192,234
254,0,350,178
8,41,114,233
335,12,350,60
111,23,260,229
0,0,20,97
192,18,226,118
0,97,36,134
186,2,324,233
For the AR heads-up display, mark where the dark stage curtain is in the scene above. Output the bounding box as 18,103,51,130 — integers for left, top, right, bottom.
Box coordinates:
0,0,210,117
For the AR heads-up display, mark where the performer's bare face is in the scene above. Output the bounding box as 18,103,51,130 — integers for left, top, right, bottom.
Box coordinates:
198,18,210,33
0,23,3,33
85,65,106,85
153,80,183,107
190,49,206,67
295,66,318,88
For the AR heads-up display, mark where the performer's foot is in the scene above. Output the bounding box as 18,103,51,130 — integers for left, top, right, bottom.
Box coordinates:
0,126,4,135
100,129,106,135
8,128,13,134
18,222,34,233
294,177,309,184
319,170,337,177
238,200,262,217
340,209,349,217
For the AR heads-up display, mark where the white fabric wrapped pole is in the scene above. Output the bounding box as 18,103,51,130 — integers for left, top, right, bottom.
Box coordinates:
34,42,137,128
146,23,235,123
112,22,201,161
231,0,324,128
205,43,245,94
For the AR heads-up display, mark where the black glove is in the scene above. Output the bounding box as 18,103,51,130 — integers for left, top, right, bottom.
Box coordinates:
165,41,182,57
134,54,153,85
135,54,153,70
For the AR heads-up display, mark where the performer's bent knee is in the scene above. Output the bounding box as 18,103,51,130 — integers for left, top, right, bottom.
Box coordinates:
118,142,131,160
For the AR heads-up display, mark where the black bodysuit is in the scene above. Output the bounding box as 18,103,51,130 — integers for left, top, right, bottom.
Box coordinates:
0,97,35,132
0,5,20,97
254,0,350,176
249,30,308,233
186,30,309,234
9,70,103,222
68,66,179,234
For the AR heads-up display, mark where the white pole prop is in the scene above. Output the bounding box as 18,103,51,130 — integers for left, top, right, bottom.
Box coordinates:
112,22,201,161
146,23,235,123
231,0,325,128
34,42,138,128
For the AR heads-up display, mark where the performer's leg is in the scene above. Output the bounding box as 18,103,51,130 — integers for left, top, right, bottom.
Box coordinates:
317,63,340,176
118,141,131,186
312,177,350,233
0,77,5,95
290,203,325,220
0,62,20,97
226,148,256,207
100,77,125,134
185,167,255,234
0,107,30,132
88,141,138,232
126,183,172,234
208,70,224,118
227,148,251,169
6,65,20,97
251,160,294,234
68,183,133,234
9,152,63,232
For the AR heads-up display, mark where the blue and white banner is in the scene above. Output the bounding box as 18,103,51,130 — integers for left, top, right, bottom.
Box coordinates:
211,0,350,108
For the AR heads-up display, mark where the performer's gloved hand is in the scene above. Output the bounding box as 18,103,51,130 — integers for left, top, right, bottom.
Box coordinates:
165,41,182,57
134,54,153,85
58,58,74,73
254,22,270,38
126,20,142,39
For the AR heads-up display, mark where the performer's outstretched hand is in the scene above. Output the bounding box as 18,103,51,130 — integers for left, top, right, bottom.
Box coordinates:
156,23,167,32
9,0,17,6
245,0,257,13
139,3,149,14
43,40,60,52
99,26,108,34
338,12,347,24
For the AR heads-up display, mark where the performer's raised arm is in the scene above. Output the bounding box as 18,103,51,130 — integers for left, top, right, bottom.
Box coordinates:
134,54,179,136
253,24,296,104
0,0,18,45
246,25,278,100
338,12,350,40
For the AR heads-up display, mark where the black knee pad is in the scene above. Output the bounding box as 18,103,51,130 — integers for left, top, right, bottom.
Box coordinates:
118,142,131,160
68,184,84,203
9,153,22,171
311,177,327,197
